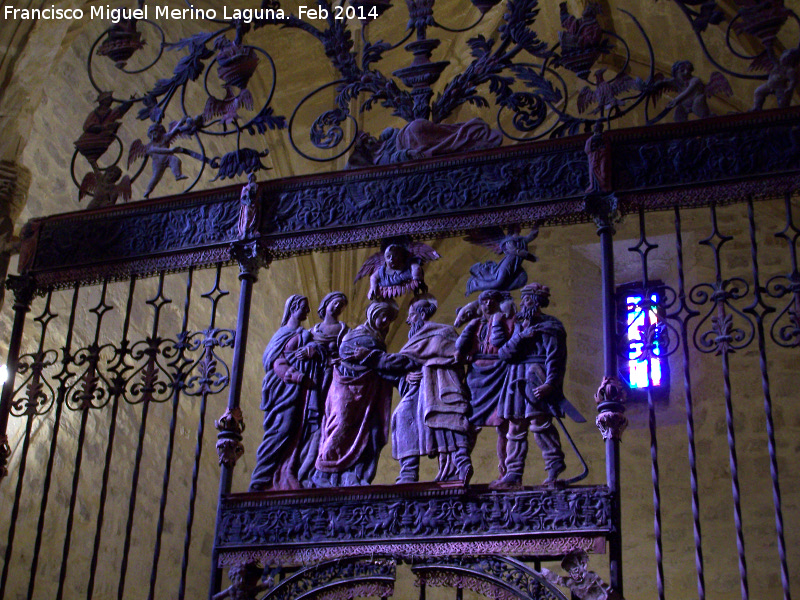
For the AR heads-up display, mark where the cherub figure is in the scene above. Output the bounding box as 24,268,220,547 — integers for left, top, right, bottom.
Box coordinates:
577,69,635,116
664,60,732,122
78,165,132,209
355,240,440,300
464,226,538,296
752,48,800,111
128,117,199,198
539,550,623,600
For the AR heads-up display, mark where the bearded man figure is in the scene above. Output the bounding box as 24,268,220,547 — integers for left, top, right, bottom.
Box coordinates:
455,289,513,478
492,282,582,490
392,296,473,484
314,300,414,487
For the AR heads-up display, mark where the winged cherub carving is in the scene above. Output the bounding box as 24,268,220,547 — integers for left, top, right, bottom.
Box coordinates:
464,226,539,296
128,116,200,198
646,60,733,122
355,240,440,300
78,165,132,209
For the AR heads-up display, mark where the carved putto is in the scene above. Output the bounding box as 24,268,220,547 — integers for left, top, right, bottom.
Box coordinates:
128,117,199,198
752,48,800,111
464,226,539,295
78,165,132,209
661,60,733,122
355,240,440,300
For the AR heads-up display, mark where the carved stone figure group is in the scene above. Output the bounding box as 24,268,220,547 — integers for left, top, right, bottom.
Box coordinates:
249,242,581,492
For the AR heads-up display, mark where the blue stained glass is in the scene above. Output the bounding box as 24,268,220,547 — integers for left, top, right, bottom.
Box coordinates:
626,294,663,389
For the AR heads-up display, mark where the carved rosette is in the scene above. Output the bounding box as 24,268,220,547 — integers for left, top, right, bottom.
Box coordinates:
216,406,245,468
0,435,10,479
594,376,627,441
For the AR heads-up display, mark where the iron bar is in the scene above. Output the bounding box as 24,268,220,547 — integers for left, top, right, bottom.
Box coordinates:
25,290,61,600
7,283,76,600
0,416,34,599
770,192,800,348
701,204,749,600
597,215,622,593
149,268,194,600
56,279,112,600
672,207,705,600
0,275,35,477
745,198,791,600
719,306,748,600
631,208,665,600
118,271,172,600
209,245,263,598
87,277,137,600
54,393,91,600
179,263,228,599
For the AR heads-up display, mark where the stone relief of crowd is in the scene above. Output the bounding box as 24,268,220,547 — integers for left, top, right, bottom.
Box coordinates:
248,234,586,493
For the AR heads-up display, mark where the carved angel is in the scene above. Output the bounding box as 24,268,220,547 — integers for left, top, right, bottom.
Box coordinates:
464,226,538,296
204,86,254,128
355,240,440,300
128,116,199,198
752,48,800,111
79,165,131,209
646,60,733,122
577,68,635,115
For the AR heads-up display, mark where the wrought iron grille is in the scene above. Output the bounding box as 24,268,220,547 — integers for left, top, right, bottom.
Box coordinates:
0,189,798,599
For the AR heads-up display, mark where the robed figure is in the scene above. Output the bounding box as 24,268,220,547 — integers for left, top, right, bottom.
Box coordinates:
314,301,411,487
297,292,349,486
393,296,473,483
249,295,322,491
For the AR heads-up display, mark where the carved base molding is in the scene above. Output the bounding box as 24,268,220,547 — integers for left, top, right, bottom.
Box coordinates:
219,535,606,568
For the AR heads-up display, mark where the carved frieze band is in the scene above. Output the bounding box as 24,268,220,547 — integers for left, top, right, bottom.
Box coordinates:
217,486,612,555
32,195,240,272
219,536,606,569
23,109,800,286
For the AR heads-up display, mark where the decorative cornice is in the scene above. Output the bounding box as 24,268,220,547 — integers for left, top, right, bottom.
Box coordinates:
19,108,800,290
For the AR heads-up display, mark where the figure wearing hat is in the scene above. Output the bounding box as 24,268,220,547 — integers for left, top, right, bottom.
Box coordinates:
540,549,624,600
492,282,584,490
75,91,134,166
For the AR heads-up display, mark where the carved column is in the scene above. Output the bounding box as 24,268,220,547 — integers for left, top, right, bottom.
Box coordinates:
586,192,626,594
210,239,270,599
0,274,35,481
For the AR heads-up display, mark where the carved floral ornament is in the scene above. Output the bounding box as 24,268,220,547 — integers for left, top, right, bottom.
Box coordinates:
69,0,800,205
